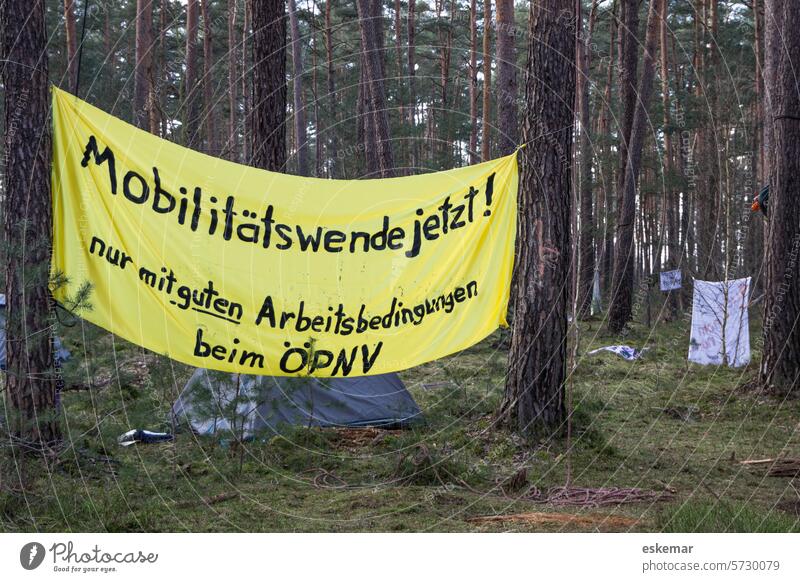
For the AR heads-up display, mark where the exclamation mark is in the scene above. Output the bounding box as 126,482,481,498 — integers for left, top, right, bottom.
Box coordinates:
483,173,496,216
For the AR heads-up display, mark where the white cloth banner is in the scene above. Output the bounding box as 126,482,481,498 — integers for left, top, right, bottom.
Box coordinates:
659,269,682,291
688,277,751,367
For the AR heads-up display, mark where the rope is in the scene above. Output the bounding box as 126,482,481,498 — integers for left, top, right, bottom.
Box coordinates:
74,0,93,97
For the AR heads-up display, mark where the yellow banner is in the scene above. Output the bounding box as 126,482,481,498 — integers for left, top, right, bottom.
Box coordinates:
51,88,517,377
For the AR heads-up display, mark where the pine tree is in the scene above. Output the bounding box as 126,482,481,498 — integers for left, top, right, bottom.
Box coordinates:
501,0,576,439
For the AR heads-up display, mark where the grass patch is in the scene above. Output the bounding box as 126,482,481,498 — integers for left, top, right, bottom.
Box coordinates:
658,500,800,533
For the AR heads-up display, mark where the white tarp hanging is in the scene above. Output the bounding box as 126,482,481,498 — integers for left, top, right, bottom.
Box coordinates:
688,277,751,367
660,269,682,291
592,269,603,314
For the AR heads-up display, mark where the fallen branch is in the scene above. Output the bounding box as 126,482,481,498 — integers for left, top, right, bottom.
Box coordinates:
529,486,675,507
740,458,800,477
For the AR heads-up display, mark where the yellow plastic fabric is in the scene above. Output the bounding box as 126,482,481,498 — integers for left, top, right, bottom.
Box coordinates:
51,88,518,377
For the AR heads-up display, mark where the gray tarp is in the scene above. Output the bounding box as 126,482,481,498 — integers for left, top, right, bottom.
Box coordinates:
172,369,422,437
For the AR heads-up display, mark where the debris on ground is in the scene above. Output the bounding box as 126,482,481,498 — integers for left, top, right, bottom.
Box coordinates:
118,429,174,446
528,486,675,507
740,458,800,478
329,427,401,448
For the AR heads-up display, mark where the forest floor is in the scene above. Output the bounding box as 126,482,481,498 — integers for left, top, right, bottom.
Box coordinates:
2,311,800,532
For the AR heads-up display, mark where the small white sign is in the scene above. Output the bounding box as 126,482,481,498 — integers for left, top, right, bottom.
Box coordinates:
659,269,682,291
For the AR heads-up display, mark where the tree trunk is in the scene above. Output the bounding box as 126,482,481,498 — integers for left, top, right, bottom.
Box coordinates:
357,55,379,175
659,0,678,318
250,0,287,171
184,0,202,149
597,0,617,300
64,0,78,92
469,0,479,164
134,0,154,131
287,0,309,175
242,0,250,163
608,0,663,333
394,0,403,132
227,0,238,159
2,0,60,447
501,0,576,439
356,0,395,177
616,0,639,226
761,0,800,395
495,0,518,155
201,0,218,155
311,14,322,178
325,0,338,177
481,0,492,161
577,0,598,319
407,0,417,166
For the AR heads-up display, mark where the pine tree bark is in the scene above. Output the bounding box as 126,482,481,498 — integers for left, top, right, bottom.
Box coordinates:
407,0,417,166
608,0,663,333
64,0,78,92
227,0,238,159
134,0,154,131
184,0,202,149
356,0,395,177
495,0,518,155
597,0,617,299
616,0,639,224
201,0,218,155
394,0,403,129
287,0,309,175
2,0,60,447
761,0,800,395
469,0,479,164
325,0,338,176
577,0,598,319
501,0,576,439
659,0,678,317
242,0,251,163
250,0,287,171
481,0,492,161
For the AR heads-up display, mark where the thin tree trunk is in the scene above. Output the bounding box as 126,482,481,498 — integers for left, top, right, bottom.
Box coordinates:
227,0,238,159
184,0,202,149
616,0,639,230
608,0,663,333
250,0,287,171
64,0,78,92
287,0,309,175
659,0,678,317
407,0,417,166
134,0,154,131
481,0,492,161
495,0,518,155
201,0,218,155
242,0,250,163
469,0,479,164
597,0,617,299
501,0,576,438
2,0,60,447
577,0,598,319
761,0,800,395
312,10,322,178
394,0,403,133
325,0,338,176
